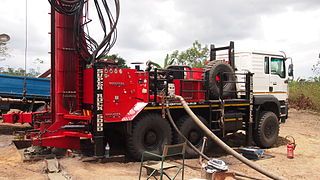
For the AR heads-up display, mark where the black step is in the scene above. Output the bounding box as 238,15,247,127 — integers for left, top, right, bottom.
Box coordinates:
224,112,244,119
211,109,223,112
211,129,221,132
211,120,221,123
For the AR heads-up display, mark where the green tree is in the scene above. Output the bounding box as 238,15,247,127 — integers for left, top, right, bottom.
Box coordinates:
0,67,40,77
104,54,128,68
164,40,209,68
0,58,44,77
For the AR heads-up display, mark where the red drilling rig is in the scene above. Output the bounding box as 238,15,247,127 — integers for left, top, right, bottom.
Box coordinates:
4,0,286,160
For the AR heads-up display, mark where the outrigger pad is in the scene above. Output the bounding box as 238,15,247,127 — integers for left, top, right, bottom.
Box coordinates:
12,139,32,149
19,146,55,162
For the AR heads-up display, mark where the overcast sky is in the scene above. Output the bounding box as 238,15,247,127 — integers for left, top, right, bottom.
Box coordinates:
0,0,320,78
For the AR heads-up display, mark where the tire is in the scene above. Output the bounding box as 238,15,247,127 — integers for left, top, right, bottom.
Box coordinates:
175,115,208,158
206,60,235,99
253,111,279,148
126,113,172,160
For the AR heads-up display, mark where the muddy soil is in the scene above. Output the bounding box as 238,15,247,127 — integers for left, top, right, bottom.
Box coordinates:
0,109,319,179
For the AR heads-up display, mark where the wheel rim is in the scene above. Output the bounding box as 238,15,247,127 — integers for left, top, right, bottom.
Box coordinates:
215,75,221,82
215,73,229,89
143,130,159,149
265,119,276,138
188,129,202,145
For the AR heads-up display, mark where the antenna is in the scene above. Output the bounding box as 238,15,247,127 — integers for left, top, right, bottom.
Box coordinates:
22,0,28,102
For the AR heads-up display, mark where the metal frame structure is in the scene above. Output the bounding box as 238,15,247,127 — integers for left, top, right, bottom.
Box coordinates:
3,0,284,159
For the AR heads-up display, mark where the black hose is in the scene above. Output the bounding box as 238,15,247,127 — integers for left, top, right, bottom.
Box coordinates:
165,103,210,160
48,0,120,62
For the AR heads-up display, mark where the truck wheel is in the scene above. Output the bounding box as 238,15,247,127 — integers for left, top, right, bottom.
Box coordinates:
176,115,207,158
206,60,235,98
254,111,279,148
126,113,172,160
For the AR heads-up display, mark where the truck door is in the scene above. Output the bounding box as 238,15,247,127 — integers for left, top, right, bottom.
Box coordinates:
264,56,271,92
252,56,271,94
269,57,287,100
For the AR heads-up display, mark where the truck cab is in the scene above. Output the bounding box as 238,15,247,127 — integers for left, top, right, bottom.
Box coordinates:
233,51,293,121
234,52,288,99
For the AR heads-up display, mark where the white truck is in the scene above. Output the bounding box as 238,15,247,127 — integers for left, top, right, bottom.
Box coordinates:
209,41,293,149
234,51,292,120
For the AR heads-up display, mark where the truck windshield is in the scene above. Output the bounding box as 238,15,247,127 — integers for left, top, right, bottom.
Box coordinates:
271,57,285,78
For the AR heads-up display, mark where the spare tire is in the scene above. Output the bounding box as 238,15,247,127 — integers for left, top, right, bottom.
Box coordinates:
206,60,235,99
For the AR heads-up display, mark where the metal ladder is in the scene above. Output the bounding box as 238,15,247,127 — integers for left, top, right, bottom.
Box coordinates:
209,98,225,136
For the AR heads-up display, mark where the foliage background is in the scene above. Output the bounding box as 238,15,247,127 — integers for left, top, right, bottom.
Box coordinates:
289,81,320,111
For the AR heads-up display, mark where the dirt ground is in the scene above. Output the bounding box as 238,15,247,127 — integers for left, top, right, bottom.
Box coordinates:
0,109,319,180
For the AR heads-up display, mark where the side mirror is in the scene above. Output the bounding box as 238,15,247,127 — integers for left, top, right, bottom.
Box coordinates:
288,64,293,77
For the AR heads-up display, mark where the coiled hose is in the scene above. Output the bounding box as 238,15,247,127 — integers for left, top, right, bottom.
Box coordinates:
167,95,284,180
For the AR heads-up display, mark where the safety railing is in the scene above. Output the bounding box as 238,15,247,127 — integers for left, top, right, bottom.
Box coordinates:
215,71,253,101
148,67,253,105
